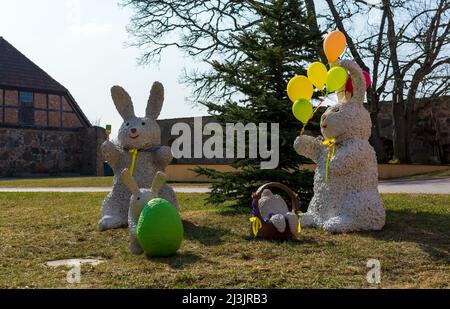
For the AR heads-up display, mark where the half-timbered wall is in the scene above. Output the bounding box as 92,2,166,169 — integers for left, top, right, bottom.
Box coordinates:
0,88,84,129
0,88,105,176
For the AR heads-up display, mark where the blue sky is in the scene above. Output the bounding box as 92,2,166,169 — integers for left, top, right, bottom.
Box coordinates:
0,0,208,137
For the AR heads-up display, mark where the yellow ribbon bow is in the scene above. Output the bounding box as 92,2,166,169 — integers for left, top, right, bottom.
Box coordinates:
128,148,139,176
249,217,262,237
323,138,336,183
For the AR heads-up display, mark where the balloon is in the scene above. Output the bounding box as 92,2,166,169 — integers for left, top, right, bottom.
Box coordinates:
345,71,371,93
345,78,353,93
323,30,347,63
363,71,371,89
287,75,314,102
307,62,328,89
292,98,313,124
326,66,348,92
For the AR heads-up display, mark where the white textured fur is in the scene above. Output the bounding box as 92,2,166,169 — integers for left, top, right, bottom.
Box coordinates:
258,189,299,235
294,60,385,233
99,82,179,231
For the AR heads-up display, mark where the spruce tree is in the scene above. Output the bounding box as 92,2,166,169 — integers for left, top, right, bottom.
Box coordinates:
193,0,323,208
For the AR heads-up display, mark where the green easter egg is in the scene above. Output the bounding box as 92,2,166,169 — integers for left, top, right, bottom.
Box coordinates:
136,198,183,257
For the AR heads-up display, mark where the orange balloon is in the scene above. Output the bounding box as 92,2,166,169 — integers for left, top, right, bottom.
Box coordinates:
323,30,347,63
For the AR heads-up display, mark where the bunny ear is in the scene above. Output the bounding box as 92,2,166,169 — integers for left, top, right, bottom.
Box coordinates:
150,171,167,194
111,86,135,120
121,169,139,194
339,60,365,104
146,82,164,119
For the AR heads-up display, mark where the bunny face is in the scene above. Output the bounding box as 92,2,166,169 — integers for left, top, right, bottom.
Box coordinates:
129,189,155,215
320,60,372,142
321,102,371,141
118,117,161,149
259,189,289,218
111,82,164,149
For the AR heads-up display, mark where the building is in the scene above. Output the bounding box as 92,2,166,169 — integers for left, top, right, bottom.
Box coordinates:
0,37,105,177
1,36,447,179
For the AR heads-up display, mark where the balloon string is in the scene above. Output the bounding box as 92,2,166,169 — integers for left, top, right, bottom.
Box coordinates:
300,93,328,136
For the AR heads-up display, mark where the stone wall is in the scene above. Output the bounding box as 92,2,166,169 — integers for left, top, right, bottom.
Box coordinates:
80,126,106,176
0,126,105,176
377,96,450,164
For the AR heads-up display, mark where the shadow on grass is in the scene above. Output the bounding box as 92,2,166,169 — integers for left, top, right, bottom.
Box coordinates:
148,252,207,269
216,206,249,217
359,209,450,262
183,220,230,246
242,233,319,246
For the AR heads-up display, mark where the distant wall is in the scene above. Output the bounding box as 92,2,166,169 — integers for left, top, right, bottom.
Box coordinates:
377,96,450,164
164,164,449,182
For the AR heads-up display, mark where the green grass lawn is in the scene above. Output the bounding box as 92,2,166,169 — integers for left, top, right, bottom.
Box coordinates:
0,177,211,188
0,193,448,288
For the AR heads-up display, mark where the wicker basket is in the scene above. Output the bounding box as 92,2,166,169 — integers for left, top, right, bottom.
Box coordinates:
250,182,301,240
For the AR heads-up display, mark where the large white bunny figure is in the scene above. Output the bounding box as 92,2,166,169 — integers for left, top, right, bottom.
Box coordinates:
99,82,179,231
294,60,385,233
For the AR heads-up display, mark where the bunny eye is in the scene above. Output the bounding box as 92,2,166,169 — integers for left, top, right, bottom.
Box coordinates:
126,123,130,127
142,122,146,126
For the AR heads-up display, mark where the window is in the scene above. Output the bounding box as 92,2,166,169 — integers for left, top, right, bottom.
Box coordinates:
19,91,34,126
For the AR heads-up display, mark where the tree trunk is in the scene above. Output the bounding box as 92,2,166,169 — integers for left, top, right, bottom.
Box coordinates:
392,99,408,162
383,0,407,162
304,0,327,64
368,95,386,162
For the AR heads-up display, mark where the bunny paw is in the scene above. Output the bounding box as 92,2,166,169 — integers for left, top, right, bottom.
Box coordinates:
98,215,126,231
323,216,353,233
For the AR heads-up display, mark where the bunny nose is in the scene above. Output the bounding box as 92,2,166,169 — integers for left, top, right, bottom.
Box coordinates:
131,128,137,134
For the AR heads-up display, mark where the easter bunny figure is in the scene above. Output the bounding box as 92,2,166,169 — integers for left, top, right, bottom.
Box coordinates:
99,82,179,231
258,189,299,235
293,60,385,233
121,169,173,254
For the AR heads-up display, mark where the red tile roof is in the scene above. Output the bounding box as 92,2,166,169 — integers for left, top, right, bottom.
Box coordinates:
0,37,91,127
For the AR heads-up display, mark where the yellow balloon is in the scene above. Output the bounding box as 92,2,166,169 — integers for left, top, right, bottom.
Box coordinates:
326,66,348,92
292,99,313,124
307,62,328,89
287,75,314,102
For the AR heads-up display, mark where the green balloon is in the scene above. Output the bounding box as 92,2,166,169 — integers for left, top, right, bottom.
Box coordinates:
292,98,313,124
326,66,348,92
137,198,184,257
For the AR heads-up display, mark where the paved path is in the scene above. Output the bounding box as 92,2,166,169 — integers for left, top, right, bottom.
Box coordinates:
0,178,448,194
0,186,212,193
378,178,450,194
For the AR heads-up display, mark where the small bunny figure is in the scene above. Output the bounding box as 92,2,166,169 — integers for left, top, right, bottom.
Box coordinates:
258,189,299,236
121,169,173,254
99,82,179,231
294,60,385,233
